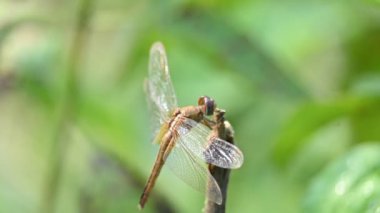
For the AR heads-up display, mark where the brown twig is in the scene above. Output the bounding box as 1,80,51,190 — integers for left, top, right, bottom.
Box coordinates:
204,109,235,213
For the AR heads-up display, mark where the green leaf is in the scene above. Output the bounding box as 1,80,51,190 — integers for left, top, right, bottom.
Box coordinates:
304,143,380,213
273,98,361,166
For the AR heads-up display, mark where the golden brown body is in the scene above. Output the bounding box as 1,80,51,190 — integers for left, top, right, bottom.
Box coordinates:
139,106,205,209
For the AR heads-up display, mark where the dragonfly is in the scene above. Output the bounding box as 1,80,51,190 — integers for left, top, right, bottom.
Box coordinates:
139,41,244,209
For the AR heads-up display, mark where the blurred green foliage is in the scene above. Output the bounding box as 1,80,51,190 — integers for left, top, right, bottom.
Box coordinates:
304,144,380,213
0,0,380,212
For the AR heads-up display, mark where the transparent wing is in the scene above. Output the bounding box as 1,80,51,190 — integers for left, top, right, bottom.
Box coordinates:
145,42,178,131
178,118,244,169
165,139,223,205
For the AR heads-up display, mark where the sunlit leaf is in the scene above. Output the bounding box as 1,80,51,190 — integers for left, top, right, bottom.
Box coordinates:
304,143,380,213
273,98,362,166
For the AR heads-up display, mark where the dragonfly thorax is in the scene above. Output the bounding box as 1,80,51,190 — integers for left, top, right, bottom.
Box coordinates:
178,106,204,122
165,107,203,142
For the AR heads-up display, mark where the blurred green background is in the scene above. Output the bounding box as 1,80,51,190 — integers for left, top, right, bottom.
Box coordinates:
1,0,380,212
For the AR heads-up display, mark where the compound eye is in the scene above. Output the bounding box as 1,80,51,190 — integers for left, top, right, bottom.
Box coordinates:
198,96,215,116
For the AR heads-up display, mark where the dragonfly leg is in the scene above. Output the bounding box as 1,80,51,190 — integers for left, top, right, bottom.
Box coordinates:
201,117,216,129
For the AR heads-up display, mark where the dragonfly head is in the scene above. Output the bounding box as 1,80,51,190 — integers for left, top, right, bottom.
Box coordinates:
198,96,216,116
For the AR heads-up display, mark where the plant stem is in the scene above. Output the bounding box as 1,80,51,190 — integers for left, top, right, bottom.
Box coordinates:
42,0,94,212
204,109,235,213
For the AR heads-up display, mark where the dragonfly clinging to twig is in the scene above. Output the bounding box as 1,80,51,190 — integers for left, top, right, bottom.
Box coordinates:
139,42,244,209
